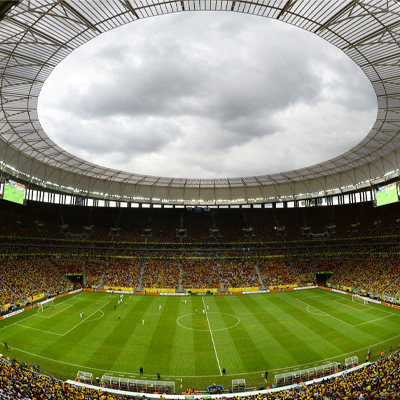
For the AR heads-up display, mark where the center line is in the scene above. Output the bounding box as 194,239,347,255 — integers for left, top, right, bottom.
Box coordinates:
202,298,222,375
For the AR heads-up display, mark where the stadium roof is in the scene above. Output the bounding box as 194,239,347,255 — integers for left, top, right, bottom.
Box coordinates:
0,0,400,205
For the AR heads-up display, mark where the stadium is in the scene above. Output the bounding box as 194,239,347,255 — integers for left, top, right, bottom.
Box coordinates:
1,0,400,399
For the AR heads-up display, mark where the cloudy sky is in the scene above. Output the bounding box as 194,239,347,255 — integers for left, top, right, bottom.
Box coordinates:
38,11,377,179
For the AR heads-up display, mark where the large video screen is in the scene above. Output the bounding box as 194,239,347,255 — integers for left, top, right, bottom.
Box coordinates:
375,182,399,207
3,179,26,205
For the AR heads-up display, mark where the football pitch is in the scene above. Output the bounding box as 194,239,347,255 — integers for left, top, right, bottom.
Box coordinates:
2,289,400,390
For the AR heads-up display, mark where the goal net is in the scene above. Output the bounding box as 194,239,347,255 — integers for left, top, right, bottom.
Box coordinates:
37,298,54,312
352,294,368,305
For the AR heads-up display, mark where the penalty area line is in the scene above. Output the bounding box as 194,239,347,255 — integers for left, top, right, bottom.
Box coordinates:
62,301,109,336
202,297,222,375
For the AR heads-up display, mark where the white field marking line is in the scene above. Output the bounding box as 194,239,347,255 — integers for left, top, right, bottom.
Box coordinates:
83,310,104,323
333,299,373,312
321,291,400,317
352,314,394,327
176,312,240,332
0,292,84,332
302,298,400,327
0,314,36,331
333,299,372,312
68,298,109,304
306,305,330,317
11,331,400,379
298,299,354,327
346,299,375,312
296,298,331,317
297,293,339,301
35,304,73,319
62,301,109,336
202,297,222,375
14,323,63,336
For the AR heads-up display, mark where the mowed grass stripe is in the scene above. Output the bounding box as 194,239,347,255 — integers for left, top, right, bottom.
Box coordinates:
106,295,158,375
170,298,196,375
229,295,297,369
12,298,90,335
8,295,115,378
302,296,370,326
243,294,321,368
83,295,154,372
295,291,400,356
5,290,400,388
39,297,116,368
299,295,400,343
267,294,359,360
213,296,267,374
203,297,247,374
141,297,181,376
192,297,221,376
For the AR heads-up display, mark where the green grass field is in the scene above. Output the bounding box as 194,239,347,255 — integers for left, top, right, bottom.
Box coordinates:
1,289,400,391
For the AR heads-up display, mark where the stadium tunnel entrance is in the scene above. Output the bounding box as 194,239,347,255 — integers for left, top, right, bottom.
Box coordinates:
316,272,333,287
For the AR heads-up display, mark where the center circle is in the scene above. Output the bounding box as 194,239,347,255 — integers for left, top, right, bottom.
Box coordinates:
176,312,240,332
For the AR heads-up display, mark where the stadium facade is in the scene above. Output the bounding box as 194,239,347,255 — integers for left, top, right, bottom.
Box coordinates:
1,0,400,205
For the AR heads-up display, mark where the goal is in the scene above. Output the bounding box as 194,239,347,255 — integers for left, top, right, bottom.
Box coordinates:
37,298,54,312
352,294,368,305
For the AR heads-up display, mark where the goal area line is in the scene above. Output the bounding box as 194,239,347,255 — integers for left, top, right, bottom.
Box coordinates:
297,298,395,328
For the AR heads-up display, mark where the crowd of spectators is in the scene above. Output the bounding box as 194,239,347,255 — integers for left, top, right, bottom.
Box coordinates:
141,260,179,289
219,260,259,287
1,350,400,399
181,261,220,289
0,358,137,400
358,258,400,295
16,260,71,295
329,259,362,287
102,259,141,288
2,197,400,243
85,261,106,288
0,275,18,306
257,351,400,399
335,257,382,289
0,259,74,305
51,260,84,275
0,260,36,302
289,260,314,285
258,259,297,287
2,252,400,301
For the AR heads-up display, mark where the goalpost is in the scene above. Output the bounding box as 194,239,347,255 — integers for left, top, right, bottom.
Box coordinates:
352,294,369,305
37,297,54,312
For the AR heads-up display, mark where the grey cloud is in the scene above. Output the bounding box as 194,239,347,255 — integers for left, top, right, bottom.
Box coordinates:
58,14,325,125
38,12,377,179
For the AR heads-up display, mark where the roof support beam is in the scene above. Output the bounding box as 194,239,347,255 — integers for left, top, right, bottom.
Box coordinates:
60,0,100,33
277,0,297,19
10,18,70,49
344,19,400,49
314,0,357,34
120,0,139,19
